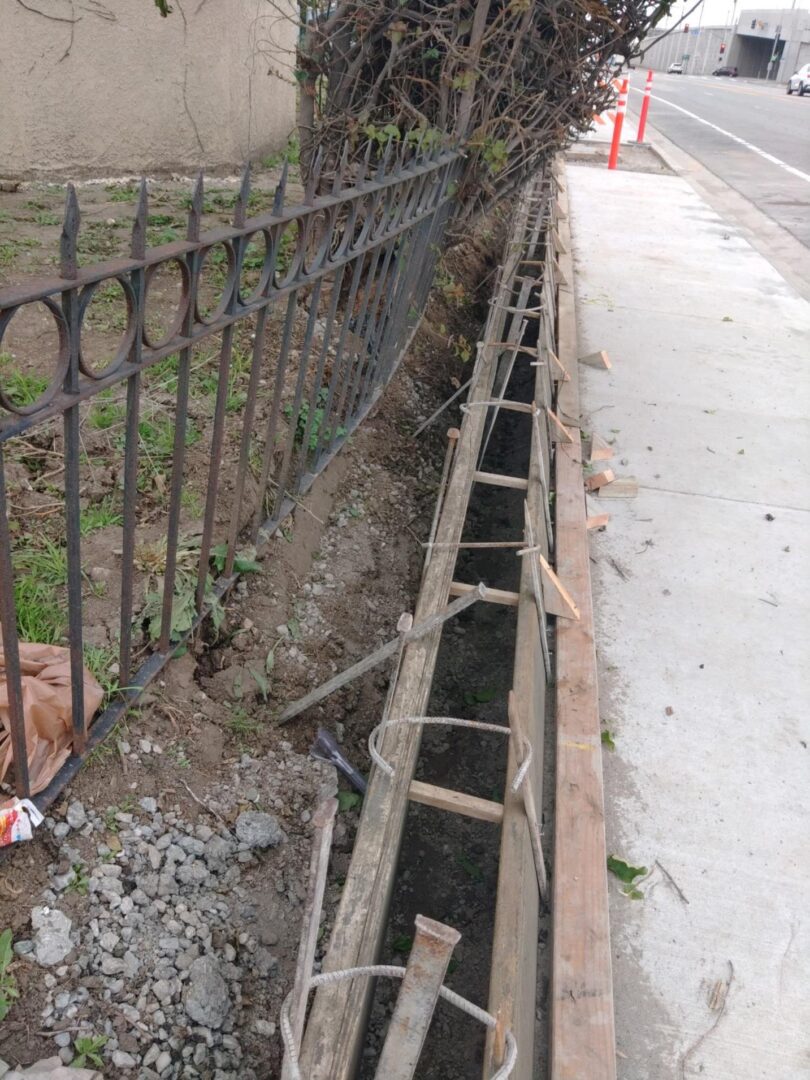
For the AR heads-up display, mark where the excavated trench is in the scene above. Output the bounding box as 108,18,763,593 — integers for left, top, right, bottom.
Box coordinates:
360,319,555,1078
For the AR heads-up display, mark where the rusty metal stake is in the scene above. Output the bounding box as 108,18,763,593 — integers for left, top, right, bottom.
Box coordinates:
373,915,461,1080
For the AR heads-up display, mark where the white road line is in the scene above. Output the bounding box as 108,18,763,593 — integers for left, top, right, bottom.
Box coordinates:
629,87,810,185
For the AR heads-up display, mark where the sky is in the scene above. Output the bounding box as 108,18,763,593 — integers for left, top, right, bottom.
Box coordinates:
660,0,810,27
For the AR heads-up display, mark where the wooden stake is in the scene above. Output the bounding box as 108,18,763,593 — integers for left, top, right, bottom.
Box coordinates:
585,468,615,492
579,349,612,370
588,432,614,462
596,477,638,498
549,350,570,383
587,513,610,531
537,552,580,620
547,407,574,444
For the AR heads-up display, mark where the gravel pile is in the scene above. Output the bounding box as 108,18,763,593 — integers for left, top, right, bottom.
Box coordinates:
12,747,335,1079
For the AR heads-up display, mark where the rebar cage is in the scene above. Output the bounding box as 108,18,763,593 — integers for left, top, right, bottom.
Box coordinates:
0,141,461,807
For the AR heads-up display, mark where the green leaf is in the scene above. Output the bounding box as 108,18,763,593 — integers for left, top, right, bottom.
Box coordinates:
601,729,616,751
391,933,413,954
248,666,269,703
337,791,362,812
607,855,647,885
265,646,276,675
624,887,645,900
463,687,497,705
287,617,301,641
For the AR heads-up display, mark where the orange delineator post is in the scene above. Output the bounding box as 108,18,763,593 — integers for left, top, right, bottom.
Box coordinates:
635,70,654,143
607,78,628,170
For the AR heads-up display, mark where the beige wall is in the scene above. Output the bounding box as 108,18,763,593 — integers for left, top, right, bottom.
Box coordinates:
0,0,297,180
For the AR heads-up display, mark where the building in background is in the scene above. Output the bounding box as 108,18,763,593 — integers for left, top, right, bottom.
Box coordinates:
1,0,297,180
640,7,810,80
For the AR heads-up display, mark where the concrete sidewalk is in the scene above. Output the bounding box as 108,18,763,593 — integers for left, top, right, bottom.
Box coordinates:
566,159,810,1078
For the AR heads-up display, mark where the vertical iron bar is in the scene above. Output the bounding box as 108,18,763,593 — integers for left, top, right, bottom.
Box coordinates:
251,290,298,541
271,278,323,517
224,306,268,576
0,446,31,797
195,322,236,612
334,244,385,435
297,263,346,478
308,260,352,470
119,180,147,687
319,251,369,458
60,186,86,752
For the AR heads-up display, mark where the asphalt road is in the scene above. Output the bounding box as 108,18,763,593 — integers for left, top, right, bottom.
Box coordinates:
628,72,810,248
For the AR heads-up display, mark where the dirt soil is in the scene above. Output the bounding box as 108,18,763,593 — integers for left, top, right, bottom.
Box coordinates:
0,189,508,1079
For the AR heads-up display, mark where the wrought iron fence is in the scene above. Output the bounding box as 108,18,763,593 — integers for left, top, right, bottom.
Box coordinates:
0,141,461,807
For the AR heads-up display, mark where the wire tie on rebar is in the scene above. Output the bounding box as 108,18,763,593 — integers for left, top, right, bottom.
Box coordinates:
368,715,531,794
280,965,518,1080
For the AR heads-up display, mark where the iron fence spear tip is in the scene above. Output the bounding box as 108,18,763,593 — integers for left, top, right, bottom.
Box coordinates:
234,164,251,228
187,171,204,242
60,183,80,278
273,159,289,214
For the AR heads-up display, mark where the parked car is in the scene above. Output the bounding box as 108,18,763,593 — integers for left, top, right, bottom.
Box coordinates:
712,66,738,77
667,62,684,74
786,63,810,95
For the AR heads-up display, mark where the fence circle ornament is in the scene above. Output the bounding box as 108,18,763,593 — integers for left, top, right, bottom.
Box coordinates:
0,298,69,416
142,257,191,350
77,276,137,380
196,241,237,325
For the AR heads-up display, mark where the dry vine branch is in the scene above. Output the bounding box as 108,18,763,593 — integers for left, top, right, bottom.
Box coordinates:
252,0,676,222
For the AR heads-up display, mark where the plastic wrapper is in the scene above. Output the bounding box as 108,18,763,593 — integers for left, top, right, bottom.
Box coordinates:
0,642,104,796
0,797,44,847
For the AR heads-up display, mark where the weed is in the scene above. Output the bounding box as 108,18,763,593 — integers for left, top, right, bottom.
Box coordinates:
284,388,346,453
210,544,261,575
80,496,123,535
337,791,362,812
12,539,67,642
227,705,261,739
391,933,413,955
0,351,49,407
34,211,61,227
106,184,140,202
261,136,301,169
169,744,191,769
0,929,19,1022
181,488,203,518
456,852,483,881
0,236,40,267
66,863,90,895
88,399,126,430
83,644,119,699
71,1034,108,1068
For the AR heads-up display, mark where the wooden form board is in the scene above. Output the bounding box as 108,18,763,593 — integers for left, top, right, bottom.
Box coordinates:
299,190,545,1080
550,170,617,1080
482,178,551,1080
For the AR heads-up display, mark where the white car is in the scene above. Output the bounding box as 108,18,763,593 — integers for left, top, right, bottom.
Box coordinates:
668,62,684,74
787,63,810,95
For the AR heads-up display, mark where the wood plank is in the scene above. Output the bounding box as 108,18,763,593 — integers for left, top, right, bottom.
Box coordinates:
551,165,617,1080
587,513,611,531
408,780,504,825
450,581,519,607
482,178,550,1080
474,469,529,491
299,190,544,1080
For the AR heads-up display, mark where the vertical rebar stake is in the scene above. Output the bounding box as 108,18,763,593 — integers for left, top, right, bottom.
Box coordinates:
373,916,461,1080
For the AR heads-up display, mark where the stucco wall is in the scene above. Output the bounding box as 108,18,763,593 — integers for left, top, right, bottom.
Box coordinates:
0,0,297,180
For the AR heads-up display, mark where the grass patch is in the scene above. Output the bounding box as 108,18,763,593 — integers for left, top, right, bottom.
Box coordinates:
0,351,49,407
88,399,126,430
0,929,19,1022
12,538,67,643
80,496,123,536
